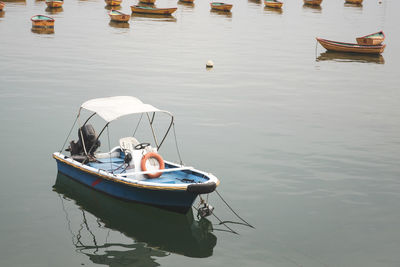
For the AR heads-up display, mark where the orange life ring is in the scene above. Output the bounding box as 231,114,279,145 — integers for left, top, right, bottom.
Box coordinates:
140,152,165,178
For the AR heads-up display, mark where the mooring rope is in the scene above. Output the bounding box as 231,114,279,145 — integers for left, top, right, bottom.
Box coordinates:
172,123,183,165
193,205,238,234
215,190,255,229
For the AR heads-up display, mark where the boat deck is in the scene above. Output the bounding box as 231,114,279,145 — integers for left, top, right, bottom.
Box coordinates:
87,157,209,184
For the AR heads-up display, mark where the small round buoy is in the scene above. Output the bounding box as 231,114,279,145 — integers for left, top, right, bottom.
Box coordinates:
206,60,214,68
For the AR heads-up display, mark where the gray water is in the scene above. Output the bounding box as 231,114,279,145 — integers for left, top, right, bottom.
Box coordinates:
1,0,400,266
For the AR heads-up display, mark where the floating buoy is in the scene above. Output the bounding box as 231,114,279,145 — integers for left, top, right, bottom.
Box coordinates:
206,60,214,68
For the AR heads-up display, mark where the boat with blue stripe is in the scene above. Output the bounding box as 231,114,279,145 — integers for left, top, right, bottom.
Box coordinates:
53,96,219,213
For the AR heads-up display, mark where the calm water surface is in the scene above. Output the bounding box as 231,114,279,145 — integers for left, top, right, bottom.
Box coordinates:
1,0,400,266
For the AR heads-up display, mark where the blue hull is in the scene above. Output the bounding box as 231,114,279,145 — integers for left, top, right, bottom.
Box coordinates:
55,158,198,213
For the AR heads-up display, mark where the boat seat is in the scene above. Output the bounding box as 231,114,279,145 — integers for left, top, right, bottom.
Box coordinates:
119,137,140,152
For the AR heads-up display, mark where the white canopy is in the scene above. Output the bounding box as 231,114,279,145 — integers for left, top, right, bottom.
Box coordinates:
80,96,171,122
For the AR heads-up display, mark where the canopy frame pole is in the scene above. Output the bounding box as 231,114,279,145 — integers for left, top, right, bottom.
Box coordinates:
82,112,97,127
146,112,159,148
132,113,143,137
86,122,110,157
157,115,174,150
77,111,89,157
107,125,113,174
59,114,79,153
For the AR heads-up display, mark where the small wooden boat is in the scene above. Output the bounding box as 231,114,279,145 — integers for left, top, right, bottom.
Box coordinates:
179,0,194,3
316,37,385,54
356,31,385,45
210,2,233,11
264,0,283,8
0,2,5,11
130,5,177,15
345,0,362,4
45,0,63,8
105,0,122,6
303,0,322,6
109,10,130,22
31,14,55,28
139,0,156,4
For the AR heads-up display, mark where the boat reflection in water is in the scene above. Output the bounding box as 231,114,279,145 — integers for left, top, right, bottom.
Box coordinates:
53,172,217,264
302,4,322,12
45,6,63,14
31,27,55,34
210,9,232,18
317,51,385,64
109,20,130,28
344,2,362,8
178,1,195,8
264,6,283,14
104,4,121,10
131,13,177,22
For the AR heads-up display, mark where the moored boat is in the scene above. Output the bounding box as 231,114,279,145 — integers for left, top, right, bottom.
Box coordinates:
105,0,122,6
264,0,283,8
130,5,177,15
303,0,322,6
31,14,55,28
53,96,219,213
45,0,63,8
210,2,233,11
108,9,130,22
179,0,194,3
0,2,5,11
316,37,385,54
345,0,362,4
139,0,156,5
356,31,385,45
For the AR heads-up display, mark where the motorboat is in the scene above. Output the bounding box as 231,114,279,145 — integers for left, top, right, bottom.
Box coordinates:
53,96,219,213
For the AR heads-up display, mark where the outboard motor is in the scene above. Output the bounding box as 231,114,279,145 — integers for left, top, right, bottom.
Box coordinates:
67,124,101,156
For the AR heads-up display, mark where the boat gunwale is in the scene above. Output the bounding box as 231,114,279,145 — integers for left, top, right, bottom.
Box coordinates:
131,5,177,11
31,14,55,22
109,9,128,16
210,2,232,6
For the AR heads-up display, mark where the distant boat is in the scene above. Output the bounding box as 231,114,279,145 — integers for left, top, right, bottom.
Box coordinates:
130,5,177,15
139,0,156,4
210,2,233,11
31,14,55,28
109,9,130,22
316,37,385,54
345,0,362,4
179,0,194,3
356,31,385,45
264,0,283,8
0,2,5,11
105,0,122,6
45,0,63,8
303,0,322,6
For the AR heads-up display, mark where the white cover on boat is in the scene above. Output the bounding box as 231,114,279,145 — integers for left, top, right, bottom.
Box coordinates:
80,96,170,122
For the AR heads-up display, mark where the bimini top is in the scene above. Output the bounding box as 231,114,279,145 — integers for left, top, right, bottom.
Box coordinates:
80,96,172,122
